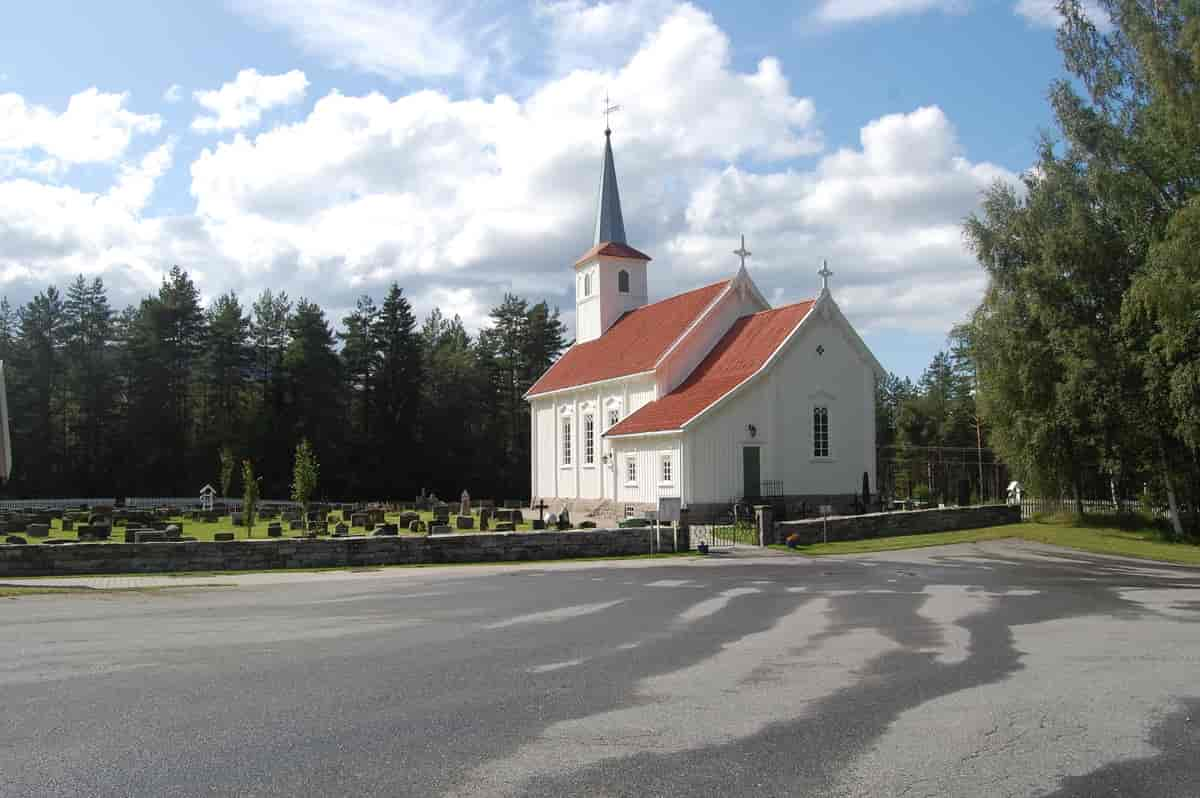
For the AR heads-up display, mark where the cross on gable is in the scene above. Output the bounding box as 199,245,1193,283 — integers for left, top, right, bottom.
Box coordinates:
603,92,621,134
818,260,833,292
733,234,752,269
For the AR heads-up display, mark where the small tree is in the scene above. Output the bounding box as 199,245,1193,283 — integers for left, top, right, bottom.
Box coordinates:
291,438,319,525
218,445,236,499
242,459,259,537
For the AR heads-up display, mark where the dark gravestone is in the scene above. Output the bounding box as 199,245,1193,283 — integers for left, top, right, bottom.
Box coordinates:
580,521,597,529
494,522,515,532
479,514,490,532
335,522,349,536
455,515,475,530
231,512,245,526
27,524,50,539
267,523,283,538
5,535,27,544
165,524,183,540
135,530,167,543
351,513,368,528
531,519,545,531
408,519,424,534
62,518,74,532
213,532,236,542
372,525,398,537
430,525,451,535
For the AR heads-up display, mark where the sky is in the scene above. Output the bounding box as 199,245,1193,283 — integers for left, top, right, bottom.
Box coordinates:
0,0,1104,379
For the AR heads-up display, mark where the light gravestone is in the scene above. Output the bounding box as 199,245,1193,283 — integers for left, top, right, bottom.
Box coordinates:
460,490,471,517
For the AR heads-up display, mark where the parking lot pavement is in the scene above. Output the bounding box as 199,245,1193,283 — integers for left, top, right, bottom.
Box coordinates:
2,539,1199,797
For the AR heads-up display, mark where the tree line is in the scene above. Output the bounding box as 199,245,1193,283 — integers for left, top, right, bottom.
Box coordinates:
0,267,566,502
959,0,1200,536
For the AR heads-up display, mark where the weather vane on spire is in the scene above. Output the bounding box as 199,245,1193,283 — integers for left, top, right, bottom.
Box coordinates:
818,259,833,292
734,234,752,269
604,92,620,135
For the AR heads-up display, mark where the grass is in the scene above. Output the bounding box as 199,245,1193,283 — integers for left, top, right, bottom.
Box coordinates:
773,514,1200,566
20,509,542,544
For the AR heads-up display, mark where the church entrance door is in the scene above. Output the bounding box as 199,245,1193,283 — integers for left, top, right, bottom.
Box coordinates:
742,446,761,500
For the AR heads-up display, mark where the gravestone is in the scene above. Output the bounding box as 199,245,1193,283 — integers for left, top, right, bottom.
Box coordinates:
367,509,385,526
531,519,545,531
559,508,571,527
580,521,597,528
494,522,515,532
335,522,349,536
5,535,26,545
164,524,182,540
460,490,471,517
408,519,424,533
455,515,475,530
27,524,50,539
479,514,490,532
213,532,236,542
430,524,451,535
545,513,558,527
231,512,245,526
267,523,283,538
351,513,368,528
62,518,74,532
135,530,167,543
372,525,398,537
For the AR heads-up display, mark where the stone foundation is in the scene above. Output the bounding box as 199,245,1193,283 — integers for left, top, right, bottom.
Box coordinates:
773,504,1021,546
0,528,667,577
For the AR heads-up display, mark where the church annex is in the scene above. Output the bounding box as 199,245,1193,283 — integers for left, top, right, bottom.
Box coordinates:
526,128,884,518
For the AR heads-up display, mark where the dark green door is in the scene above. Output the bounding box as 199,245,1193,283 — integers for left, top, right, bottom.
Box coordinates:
742,446,760,499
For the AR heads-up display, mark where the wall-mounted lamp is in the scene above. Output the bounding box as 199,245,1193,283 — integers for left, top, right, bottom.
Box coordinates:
747,424,757,438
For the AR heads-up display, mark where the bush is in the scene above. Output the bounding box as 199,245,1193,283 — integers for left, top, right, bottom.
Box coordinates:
619,518,650,528
785,533,802,549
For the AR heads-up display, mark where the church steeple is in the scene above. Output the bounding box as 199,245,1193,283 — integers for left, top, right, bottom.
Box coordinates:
593,129,627,246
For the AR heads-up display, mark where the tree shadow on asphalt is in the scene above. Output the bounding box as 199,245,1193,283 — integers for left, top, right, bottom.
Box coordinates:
507,547,1200,797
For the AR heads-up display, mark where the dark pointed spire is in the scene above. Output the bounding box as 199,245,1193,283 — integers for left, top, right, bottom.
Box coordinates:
593,129,627,246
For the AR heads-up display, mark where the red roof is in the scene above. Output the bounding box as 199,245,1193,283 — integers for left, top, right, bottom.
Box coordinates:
606,300,815,436
573,241,652,267
526,280,730,397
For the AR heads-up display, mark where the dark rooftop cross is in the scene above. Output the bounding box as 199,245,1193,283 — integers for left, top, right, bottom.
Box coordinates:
733,234,752,270
603,92,620,135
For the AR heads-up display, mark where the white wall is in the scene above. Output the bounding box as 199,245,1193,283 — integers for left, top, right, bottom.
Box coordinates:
609,435,683,507
530,373,658,501
575,255,648,344
684,302,875,504
655,280,766,397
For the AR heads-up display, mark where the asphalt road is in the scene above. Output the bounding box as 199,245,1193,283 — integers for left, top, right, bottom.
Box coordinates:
2,539,1200,797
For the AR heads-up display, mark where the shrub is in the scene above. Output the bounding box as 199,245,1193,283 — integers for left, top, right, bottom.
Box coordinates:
785,533,802,549
619,518,650,528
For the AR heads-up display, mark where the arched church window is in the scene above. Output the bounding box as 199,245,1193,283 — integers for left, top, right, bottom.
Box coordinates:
618,269,630,293
583,272,592,296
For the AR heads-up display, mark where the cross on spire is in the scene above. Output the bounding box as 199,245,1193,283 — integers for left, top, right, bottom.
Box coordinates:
603,92,620,135
818,259,833,292
733,234,752,270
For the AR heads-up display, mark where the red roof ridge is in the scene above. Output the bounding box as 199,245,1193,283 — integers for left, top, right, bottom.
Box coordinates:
525,278,732,398
605,298,816,436
573,241,652,267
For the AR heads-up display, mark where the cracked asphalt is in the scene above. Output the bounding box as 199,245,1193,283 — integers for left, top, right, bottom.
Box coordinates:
2,538,1199,797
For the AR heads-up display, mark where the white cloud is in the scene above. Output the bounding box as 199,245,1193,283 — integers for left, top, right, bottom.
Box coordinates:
163,84,183,103
192,69,309,133
0,3,1015,341
536,0,676,72
813,0,967,23
0,88,161,168
1014,0,1112,31
232,0,516,87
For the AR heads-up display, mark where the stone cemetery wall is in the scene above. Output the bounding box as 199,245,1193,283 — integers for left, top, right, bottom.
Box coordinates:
0,528,666,577
772,504,1021,546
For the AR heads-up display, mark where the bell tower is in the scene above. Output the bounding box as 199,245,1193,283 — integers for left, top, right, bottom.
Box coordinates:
574,124,651,344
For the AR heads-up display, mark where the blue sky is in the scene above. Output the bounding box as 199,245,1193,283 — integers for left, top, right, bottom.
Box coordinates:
0,0,1090,379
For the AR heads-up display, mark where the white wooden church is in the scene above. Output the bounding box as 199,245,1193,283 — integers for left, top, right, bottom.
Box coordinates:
526,128,884,518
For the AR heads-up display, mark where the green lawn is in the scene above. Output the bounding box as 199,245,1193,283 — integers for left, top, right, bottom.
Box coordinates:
23,509,541,543
773,519,1200,566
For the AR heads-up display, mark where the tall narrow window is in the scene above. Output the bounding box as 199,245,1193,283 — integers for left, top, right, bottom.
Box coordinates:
584,414,595,464
608,408,620,428
618,269,630,293
562,417,573,465
661,455,673,483
813,406,829,458
625,456,637,483
583,272,592,296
